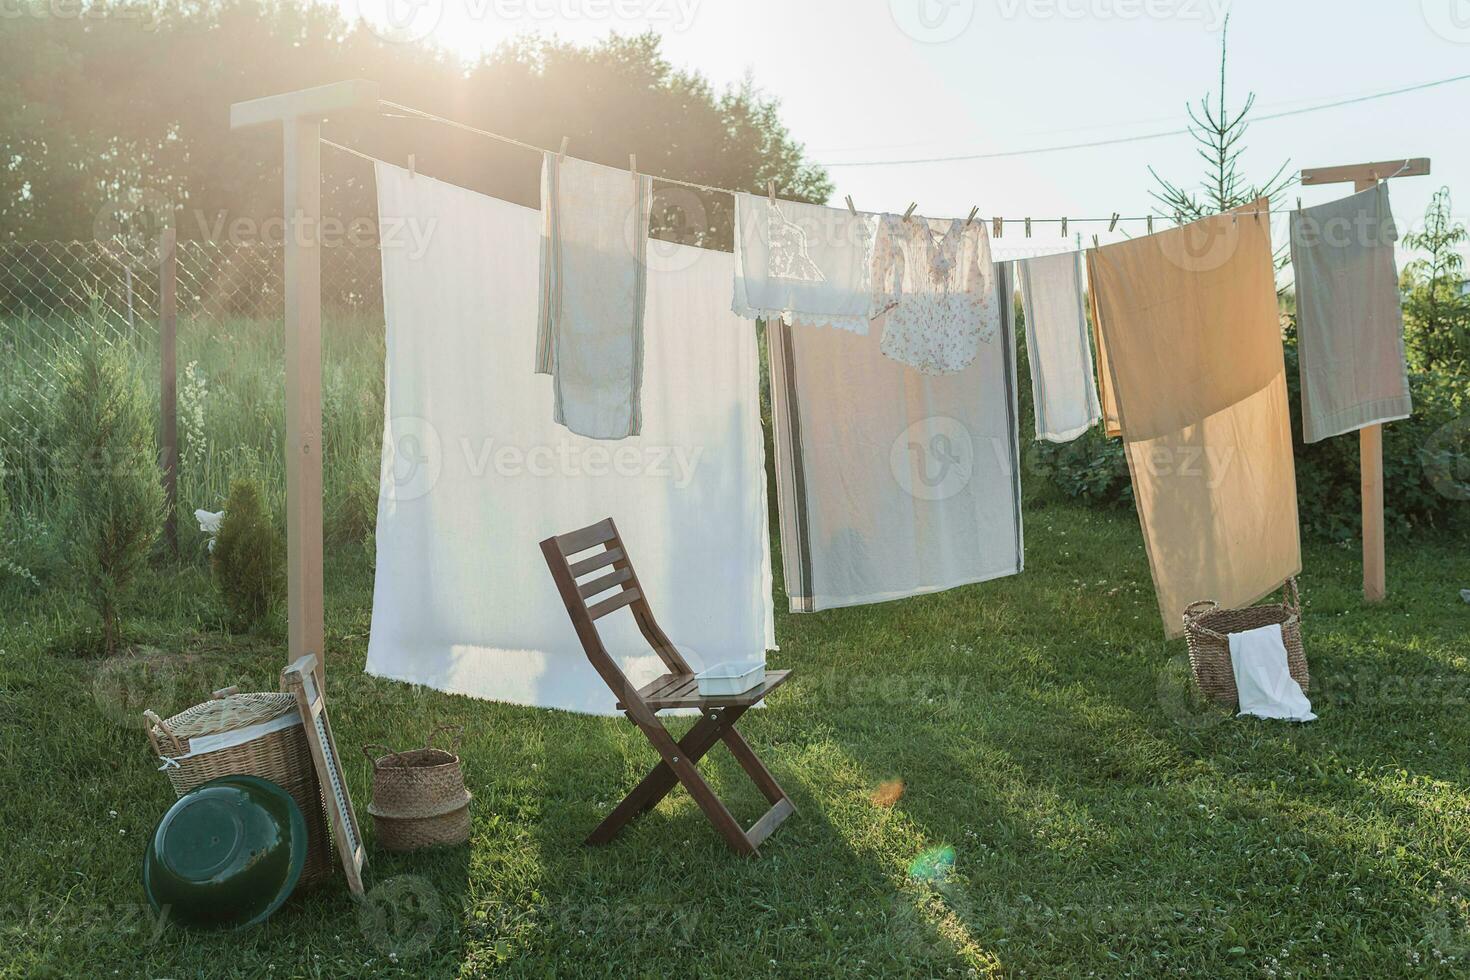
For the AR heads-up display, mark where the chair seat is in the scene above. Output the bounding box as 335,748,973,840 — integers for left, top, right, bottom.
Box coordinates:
618,669,792,711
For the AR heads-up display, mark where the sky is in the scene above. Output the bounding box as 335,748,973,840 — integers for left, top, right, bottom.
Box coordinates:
340,0,1470,264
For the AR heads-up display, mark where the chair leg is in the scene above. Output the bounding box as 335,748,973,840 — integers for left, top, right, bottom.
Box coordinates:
721,726,795,850
641,716,755,856
586,706,792,857
586,708,739,846
720,726,789,806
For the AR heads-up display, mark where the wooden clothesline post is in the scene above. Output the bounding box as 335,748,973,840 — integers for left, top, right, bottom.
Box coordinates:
159,226,178,555
1298,157,1430,603
229,80,381,687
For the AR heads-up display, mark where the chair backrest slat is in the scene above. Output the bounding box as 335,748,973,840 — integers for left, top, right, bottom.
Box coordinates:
569,547,624,578
578,566,633,599
556,519,617,556
587,587,641,619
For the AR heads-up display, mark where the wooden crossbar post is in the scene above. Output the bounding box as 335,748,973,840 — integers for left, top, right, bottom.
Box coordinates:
229,80,380,685
158,227,178,555
1299,157,1430,602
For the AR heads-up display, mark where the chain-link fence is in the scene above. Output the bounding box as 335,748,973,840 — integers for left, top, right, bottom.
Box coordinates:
0,238,384,504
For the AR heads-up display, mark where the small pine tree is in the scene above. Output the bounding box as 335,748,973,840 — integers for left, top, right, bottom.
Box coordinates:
212,476,282,632
54,329,165,655
1401,187,1470,372
1147,16,1294,236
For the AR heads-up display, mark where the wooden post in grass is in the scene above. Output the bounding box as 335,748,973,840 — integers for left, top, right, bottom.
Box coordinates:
229,80,380,686
159,226,178,555
1299,157,1431,603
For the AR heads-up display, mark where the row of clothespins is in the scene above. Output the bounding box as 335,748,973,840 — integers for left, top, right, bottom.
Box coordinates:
401,130,1218,253
762,173,1186,247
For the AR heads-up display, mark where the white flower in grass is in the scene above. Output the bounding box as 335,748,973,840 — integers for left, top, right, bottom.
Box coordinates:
195,508,224,552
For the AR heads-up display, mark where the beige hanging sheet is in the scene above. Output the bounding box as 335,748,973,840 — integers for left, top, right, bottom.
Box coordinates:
1088,203,1301,636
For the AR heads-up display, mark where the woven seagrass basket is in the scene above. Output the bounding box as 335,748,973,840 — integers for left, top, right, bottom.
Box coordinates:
145,686,334,885
1183,577,1309,707
364,726,471,852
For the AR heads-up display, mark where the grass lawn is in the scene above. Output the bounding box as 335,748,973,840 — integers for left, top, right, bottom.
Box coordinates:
2,488,1468,978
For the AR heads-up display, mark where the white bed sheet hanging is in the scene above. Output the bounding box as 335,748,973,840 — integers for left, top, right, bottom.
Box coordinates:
767,261,1024,612
366,162,775,715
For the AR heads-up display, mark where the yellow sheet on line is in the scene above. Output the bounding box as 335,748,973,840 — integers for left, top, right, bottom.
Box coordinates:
1088,202,1301,637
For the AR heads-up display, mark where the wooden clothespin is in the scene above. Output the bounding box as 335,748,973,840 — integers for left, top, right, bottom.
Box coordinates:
1092,234,1100,249
992,216,1003,238
845,194,857,216
407,153,416,179
965,205,978,226
1108,213,1120,232
1146,215,1154,234
1060,217,1068,237
1024,217,1032,238
1297,196,1303,212
768,179,777,205
558,136,569,162
902,202,918,222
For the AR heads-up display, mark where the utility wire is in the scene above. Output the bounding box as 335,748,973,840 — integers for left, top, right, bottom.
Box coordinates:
363,99,1287,226
816,71,1470,167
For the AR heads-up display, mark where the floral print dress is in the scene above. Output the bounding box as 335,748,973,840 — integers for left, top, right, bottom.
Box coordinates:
870,213,999,374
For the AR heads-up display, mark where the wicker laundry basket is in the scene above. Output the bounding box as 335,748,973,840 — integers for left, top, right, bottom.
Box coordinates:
145,686,334,885
364,726,471,852
1183,577,1309,707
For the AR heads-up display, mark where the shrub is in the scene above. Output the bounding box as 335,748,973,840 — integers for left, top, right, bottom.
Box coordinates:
54,331,165,655
1029,429,1131,507
0,465,37,590
212,476,283,632
1284,319,1469,539
1034,316,1469,538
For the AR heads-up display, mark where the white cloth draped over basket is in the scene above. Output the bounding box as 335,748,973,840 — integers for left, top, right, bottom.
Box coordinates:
1229,624,1316,722
367,162,775,715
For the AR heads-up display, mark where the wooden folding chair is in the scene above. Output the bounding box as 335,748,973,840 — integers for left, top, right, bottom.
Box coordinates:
540,517,794,856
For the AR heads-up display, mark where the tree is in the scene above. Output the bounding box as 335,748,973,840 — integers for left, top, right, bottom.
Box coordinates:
212,476,283,632
1400,187,1470,372
1147,16,1293,225
0,5,830,247
54,325,165,655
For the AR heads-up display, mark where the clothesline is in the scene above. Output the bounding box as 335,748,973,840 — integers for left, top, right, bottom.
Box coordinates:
324,100,1285,230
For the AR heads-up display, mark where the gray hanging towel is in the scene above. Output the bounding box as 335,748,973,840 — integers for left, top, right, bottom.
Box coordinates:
1289,184,1412,444
536,152,653,440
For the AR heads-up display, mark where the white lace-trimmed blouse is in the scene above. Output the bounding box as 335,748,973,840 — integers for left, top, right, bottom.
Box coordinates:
870,213,999,374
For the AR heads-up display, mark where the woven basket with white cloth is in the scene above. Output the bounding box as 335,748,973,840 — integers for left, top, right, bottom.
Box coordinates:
145,686,334,884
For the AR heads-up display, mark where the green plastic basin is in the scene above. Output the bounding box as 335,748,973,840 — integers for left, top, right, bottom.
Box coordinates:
142,774,307,930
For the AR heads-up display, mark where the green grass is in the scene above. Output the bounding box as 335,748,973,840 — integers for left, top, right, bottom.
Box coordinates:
4,310,1469,975
1,310,384,541
1,492,1468,977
